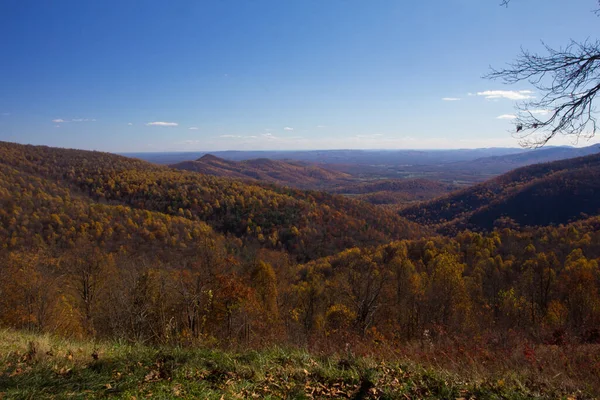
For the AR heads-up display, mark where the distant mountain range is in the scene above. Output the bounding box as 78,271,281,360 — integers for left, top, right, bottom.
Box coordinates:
397,145,600,180
126,145,600,185
124,148,527,166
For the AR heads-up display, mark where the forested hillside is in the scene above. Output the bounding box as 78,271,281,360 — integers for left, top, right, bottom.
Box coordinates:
2,141,600,397
401,152,600,233
171,154,353,189
331,179,459,208
0,141,426,262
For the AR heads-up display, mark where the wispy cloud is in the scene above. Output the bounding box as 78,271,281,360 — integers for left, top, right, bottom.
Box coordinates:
442,97,461,101
146,121,178,127
283,127,294,131
127,122,133,126
527,109,550,115
261,133,280,140
316,125,326,128
182,140,201,145
496,114,517,120
52,118,95,123
219,134,258,139
188,127,199,130
1,112,10,116
477,90,535,100
355,133,384,139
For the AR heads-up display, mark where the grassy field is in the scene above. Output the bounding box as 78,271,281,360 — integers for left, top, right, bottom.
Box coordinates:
0,329,591,399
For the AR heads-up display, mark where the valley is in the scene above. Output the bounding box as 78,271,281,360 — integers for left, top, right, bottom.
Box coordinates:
2,141,600,397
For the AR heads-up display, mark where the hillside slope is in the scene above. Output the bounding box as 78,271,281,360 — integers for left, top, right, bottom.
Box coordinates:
400,152,600,232
0,141,427,261
331,178,459,207
170,154,353,189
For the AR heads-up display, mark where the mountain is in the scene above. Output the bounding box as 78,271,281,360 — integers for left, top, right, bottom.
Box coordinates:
0,141,427,262
400,151,600,233
170,154,353,189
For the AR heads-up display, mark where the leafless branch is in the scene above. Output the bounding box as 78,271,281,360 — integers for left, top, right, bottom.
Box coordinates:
486,40,600,147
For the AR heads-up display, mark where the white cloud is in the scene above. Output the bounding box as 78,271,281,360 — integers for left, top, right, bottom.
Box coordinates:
283,127,294,131
219,135,259,139
261,133,279,140
182,140,201,145
355,133,384,138
1,113,10,116
188,127,199,130
146,121,178,127
496,114,517,120
127,122,133,126
527,109,550,115
477,90,535,100
52,117,96,123
316,125,326,128
442,97,461,101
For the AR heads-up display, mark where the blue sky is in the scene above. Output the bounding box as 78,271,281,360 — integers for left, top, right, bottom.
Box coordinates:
1,0,599,152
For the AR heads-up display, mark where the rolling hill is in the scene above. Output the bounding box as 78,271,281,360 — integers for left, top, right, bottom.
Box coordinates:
170,154,353,189
0,141,427,261
400,151,600,233
331,178,460,207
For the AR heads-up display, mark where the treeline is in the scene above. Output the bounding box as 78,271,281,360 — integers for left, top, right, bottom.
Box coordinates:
2,218,600,349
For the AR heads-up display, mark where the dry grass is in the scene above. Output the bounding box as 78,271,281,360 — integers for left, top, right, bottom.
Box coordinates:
0,329,595,399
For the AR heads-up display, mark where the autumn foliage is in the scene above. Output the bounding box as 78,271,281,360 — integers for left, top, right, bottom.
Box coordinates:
0,141,599,382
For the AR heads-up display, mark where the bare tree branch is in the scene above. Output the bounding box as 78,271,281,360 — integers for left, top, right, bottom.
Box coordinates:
489,2,600,147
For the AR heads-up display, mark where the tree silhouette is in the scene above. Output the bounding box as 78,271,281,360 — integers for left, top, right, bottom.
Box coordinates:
488,1,600,147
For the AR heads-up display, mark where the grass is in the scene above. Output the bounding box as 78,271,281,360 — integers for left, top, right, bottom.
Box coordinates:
0,329,591,399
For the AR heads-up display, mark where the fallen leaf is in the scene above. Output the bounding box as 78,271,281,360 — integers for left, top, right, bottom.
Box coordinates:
144,370,161,382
